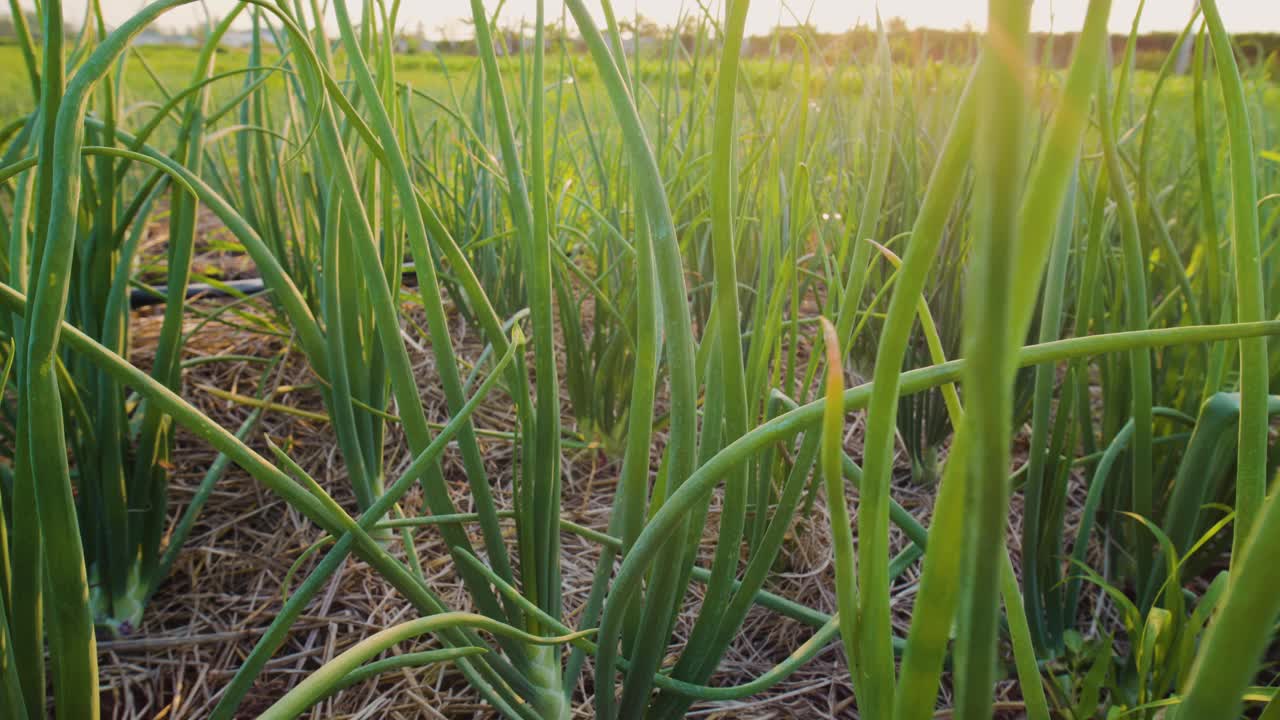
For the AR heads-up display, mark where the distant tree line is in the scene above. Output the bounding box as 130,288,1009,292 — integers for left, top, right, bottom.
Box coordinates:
0,9,1275,75
416,17,1279,74
0,10,74,40
750,21,1279,71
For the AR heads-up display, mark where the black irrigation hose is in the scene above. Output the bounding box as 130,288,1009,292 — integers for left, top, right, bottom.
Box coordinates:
130,278,267,308
129,264,420,308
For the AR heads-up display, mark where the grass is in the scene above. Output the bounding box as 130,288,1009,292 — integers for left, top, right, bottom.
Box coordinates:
0,0,1279,718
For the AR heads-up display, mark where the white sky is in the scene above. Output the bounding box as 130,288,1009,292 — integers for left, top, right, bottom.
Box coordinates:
37,1,1280,39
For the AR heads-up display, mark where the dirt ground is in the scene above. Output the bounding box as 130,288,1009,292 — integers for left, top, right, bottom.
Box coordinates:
98,276,1090,718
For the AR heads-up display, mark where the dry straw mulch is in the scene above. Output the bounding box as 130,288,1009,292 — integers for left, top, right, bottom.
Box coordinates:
101,294,1081,719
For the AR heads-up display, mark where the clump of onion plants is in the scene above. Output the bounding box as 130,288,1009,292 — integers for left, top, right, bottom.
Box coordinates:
1,0,1279,718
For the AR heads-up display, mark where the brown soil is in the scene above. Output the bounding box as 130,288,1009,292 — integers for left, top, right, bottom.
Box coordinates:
98,275,1094,719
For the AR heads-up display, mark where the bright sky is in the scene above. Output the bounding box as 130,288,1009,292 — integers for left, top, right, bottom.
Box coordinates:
39,1,1280,39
